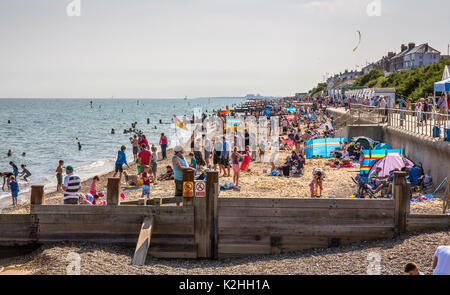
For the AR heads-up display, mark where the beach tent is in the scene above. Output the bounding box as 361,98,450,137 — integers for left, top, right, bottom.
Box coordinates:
368,153,415,178
373,143,392,150
360,149,405,182
434,65,450,92
352,136,377,150
306,137,349,159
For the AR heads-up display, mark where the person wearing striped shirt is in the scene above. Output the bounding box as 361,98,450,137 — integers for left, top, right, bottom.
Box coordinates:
62,165,81,204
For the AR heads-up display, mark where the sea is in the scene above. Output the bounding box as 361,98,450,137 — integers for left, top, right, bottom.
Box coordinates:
0,98,244,209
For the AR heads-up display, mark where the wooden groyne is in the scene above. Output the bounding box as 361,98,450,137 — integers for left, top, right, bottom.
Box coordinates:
0,172,448,261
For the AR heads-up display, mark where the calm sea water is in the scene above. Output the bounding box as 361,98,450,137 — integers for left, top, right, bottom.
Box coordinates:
0,98,243,209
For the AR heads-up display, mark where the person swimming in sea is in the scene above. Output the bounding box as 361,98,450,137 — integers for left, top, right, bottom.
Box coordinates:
7,150,12,157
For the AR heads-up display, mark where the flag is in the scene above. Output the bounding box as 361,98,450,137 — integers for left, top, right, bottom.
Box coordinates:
174,115,188,130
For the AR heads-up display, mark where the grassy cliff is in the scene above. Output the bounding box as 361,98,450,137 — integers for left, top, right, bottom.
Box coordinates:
352,60,450,101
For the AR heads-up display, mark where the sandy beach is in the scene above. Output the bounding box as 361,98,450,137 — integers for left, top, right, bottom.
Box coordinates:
2,148,443,215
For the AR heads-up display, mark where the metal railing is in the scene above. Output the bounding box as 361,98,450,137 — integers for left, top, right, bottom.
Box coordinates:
388,108,449,139
348,103,450,140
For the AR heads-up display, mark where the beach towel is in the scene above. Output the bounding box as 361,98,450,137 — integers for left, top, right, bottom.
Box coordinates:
330,163,354,168
411,194,437,203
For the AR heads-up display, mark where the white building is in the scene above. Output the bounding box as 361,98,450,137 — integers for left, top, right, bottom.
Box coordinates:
403,43,440,70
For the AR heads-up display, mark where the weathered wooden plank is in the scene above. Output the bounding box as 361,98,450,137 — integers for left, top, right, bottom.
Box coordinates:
30,205,194,215
219,198,395,209
219,217,394,227
219,225,395,236
132,217,154,266
148,244,197,258
194,196,209,258
0,224,35,232
219,208,394,218
38,222,193,235
35,213,193,225
0,214,37,223
218,244,272,254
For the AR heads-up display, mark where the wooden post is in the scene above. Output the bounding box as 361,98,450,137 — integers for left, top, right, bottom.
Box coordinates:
30,185,45,205
106,178,121,205
194,171,218,258
131,217,154,266
394,172,409,236
182,170,195,206
206,171,219,259
194,193,208,258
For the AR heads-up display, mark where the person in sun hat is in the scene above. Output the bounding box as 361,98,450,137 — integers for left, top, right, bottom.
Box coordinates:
172,145,195,197
62,165,81,205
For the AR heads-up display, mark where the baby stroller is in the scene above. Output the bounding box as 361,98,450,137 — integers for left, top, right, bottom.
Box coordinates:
352,174,376,199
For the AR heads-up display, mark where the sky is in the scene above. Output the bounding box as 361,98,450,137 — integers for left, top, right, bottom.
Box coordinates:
0,0,449,98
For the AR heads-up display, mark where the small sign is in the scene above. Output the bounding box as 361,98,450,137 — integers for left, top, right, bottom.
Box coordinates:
195,181,206,197
183,181,194,198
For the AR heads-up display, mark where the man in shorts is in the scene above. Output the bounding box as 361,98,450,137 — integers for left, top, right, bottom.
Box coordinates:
220,136,231,177
213,137,222,172
130,135,139,162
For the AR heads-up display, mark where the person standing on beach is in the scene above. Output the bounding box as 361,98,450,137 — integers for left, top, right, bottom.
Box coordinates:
203,134,212,169
90,175,100,197
220,136,231,177
78,142,82,151
62,166,80,205
159,133,168,160
137,143,151,175
172,146,195,197
212,137,222,172
432,246,450,275
55,160,64,192
130,135,139,162
113,145,129,181
9,176,19,206
141,135,149,151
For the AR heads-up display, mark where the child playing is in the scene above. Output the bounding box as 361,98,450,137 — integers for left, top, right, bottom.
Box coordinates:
10,176,19,206
19,164,31,182
189,153,197,174
141,165,152,199
56,160,64,192
231,147,244,187
158,166,174,181
310,168,325,198
90,175,99,196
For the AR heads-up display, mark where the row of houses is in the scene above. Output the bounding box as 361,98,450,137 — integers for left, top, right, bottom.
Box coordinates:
326,42,448,88
363,42,444,74
326,70,361,88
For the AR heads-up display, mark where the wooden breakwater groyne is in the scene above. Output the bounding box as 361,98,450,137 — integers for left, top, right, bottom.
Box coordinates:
0,172,448,261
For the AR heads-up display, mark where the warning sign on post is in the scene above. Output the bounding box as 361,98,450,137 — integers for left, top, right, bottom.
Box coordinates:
195,181,206,197
183,181,194,198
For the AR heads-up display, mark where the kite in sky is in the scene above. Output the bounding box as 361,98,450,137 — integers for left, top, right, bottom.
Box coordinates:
353,30,361,52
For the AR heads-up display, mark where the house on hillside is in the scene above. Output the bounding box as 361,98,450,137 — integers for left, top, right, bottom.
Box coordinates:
403,44,440,70
362,63,376,74
391,43,416,72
